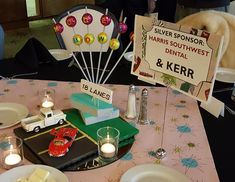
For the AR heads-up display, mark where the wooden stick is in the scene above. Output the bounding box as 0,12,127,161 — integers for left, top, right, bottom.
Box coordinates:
95,8,109,83
98,17,127,84
52,18,56,24
102,41,132,84
72,53,89,81
67,11,92,81
85,7,95,83
77,45,92,82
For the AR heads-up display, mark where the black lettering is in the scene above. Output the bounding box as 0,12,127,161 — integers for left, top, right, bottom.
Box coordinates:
174,64,180,73
187,69,194,79
166,61,173,71
180,66,187,76
82,84,88,90
156,59,163,68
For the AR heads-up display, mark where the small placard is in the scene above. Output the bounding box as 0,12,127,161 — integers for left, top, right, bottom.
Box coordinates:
132,15,223,103
81,79,113,104
200,96,224,118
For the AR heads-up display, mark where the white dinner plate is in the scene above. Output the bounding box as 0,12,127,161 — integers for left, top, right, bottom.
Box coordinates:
124,51,134,62
49,49,72,61
0,102,29,129
120,164,190,182
216,67,235,83
0,164,69,182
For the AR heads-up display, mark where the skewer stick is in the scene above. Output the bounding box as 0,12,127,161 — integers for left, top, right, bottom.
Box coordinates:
66,11,92,82
98,17,127,84
96,44,104,83
77,45,92,81
85,7,95,82
72,53,89,81
95,8,109,83
52,18,56,24
97,46,116,84
102,41,132,84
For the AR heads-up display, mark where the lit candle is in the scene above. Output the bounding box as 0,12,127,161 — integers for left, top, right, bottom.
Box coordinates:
4,153,22,166
100,143,116,158
42,100,54,108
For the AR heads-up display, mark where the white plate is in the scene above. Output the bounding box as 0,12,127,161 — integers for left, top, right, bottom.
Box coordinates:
0,103,29,129
0,164,69,182
49,49,72,61
216,67,235,83
124,51,134,62
120,164,190,182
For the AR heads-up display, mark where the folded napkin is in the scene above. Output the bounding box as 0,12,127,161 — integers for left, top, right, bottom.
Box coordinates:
177,10,235,69
15,37,57,70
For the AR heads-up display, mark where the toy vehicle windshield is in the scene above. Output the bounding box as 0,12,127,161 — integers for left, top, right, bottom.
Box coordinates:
53,139,65,146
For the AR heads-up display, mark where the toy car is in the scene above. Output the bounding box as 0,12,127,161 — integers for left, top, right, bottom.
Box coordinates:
48,127,78,157
21,108,66,133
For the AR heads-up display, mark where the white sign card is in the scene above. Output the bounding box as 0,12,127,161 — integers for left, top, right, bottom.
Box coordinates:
132,15,223,103
81,79,113,104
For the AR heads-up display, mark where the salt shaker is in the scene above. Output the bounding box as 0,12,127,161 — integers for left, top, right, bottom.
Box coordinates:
137,88,149,125
125,85,137,119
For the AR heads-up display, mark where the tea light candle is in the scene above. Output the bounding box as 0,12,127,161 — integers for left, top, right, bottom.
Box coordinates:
4,153,22,166
100,143,116,158
41,94,54,108
42,100,54,108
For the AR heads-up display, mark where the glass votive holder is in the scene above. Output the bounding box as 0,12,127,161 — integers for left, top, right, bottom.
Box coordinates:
0,136,24,169
97,126,120,162
39,88,55,109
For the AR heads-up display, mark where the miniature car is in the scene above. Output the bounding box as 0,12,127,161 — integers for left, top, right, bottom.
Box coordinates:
48,127,78,157
21,108,66,133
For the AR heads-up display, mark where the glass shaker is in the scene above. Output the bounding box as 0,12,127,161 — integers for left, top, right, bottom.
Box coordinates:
137,88,149,125
125,85,137,119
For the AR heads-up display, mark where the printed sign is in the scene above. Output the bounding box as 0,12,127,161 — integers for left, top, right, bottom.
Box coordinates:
81,79,113,104
132,15,223,102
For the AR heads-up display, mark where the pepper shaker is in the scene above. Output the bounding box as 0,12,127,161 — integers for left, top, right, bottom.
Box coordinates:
137,88,149,125
125,85,137,119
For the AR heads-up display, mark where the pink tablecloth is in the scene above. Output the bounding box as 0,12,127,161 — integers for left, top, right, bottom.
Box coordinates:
0,79,219,182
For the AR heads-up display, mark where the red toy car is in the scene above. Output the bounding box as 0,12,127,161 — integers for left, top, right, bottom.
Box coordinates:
48,127,78,157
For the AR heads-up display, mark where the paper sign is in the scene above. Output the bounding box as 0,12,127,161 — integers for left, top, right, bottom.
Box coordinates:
132,15,223,103
146,26,212,85
81,79,113,104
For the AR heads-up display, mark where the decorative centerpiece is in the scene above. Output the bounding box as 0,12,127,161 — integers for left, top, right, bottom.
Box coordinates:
53,6,134,84
12,6,139,169
52,6,134,125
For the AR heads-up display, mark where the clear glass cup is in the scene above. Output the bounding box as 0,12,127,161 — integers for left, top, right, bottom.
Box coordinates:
0,136,24,169
97,126,120,162
39,88,55,109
